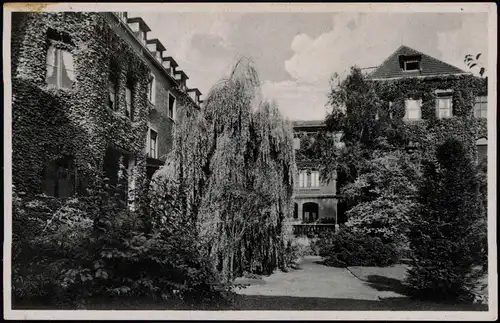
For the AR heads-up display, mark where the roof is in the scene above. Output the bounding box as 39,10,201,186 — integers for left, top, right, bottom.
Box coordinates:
126,17,152,32
187,88,202,96
146,38,166,52
292,120,326,128
175,70,189,80
367,45,468,80
162,56,179,67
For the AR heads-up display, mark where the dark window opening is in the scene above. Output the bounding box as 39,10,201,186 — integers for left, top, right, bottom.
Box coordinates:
46,28,74,46
41,155,77,198
399,55,422,72
405,61,420,71
103,146,133,202
302,202,319,223
146,165,160,182
293,203,298,219
168,94,176,119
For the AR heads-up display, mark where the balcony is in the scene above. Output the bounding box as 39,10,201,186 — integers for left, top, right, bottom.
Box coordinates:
292,223,336,237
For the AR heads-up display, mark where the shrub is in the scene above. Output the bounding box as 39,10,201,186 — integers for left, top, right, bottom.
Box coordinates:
406,138,485,303
11,179,232,308
317,230,399,267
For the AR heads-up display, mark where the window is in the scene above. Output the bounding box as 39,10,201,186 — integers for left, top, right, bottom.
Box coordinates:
400,55,422,72
293,137,300,150
476,138,487,165
125,79,133,120
46,45,75,89
299,172,304,188
168,93,176,120
42,156,77,198
404,99,422,120
108,75,118,111
311,171,320,187
298,170,320,188
148,74,156,105
149,129,158,159
436,94,453,119
474,96,487,118
404,60,420,71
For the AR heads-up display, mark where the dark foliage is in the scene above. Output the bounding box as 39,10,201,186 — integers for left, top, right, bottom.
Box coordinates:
317,230,399,268
406,138,485,303
12,180,233,308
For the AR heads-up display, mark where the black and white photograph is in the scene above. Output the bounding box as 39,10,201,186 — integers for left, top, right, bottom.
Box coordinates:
3,2,497,320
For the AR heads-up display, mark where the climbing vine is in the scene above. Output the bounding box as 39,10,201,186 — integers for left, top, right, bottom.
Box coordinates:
369,74,488,161
11,12,152,199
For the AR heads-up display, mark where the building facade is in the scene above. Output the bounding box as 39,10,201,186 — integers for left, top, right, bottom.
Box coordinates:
292,121,340,226
367,45,488,164
11,12,202,209
289,45,488,230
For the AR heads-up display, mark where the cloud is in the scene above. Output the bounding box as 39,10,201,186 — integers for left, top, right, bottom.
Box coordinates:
264,12,488,121
134,12,488,120
133,12,243,97
260,80,331,121
436,14,489,76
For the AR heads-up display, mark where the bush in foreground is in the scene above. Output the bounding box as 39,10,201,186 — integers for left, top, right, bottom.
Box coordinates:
317,230,399,267
12,180,232,308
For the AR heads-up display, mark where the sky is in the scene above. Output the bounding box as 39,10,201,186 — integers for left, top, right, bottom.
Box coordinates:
130,11,489,121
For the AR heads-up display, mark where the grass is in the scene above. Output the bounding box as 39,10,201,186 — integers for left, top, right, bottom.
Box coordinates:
13,294,488,311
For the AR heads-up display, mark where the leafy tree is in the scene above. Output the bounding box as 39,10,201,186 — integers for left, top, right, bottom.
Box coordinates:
406,138,484,302
343,148,421,247
150,58,296,281
464,53,486,77
321,66,413,234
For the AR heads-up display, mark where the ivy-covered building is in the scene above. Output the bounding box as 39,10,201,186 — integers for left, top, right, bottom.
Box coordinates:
366,45,488,164
290,45,488,229
11,12,202,209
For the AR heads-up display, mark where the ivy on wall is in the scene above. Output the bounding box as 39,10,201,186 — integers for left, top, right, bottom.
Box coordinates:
369,74,488,162
11,12,154,200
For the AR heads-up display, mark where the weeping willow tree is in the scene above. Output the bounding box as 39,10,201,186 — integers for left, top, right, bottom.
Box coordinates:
149,58,296,281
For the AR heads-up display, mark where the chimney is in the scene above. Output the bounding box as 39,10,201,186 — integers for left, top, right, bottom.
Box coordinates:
114,12,128,22
126,17,151,46
174,70,189,91
146,38,166,63
162,56,178,76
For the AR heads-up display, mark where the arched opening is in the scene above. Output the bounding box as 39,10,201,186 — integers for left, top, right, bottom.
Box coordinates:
293,203,298,219
303,202,319,223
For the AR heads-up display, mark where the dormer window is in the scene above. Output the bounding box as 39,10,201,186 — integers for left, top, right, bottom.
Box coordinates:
400,55,422,72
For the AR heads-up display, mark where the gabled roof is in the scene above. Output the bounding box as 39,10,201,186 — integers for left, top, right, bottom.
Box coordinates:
367,45,469,80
